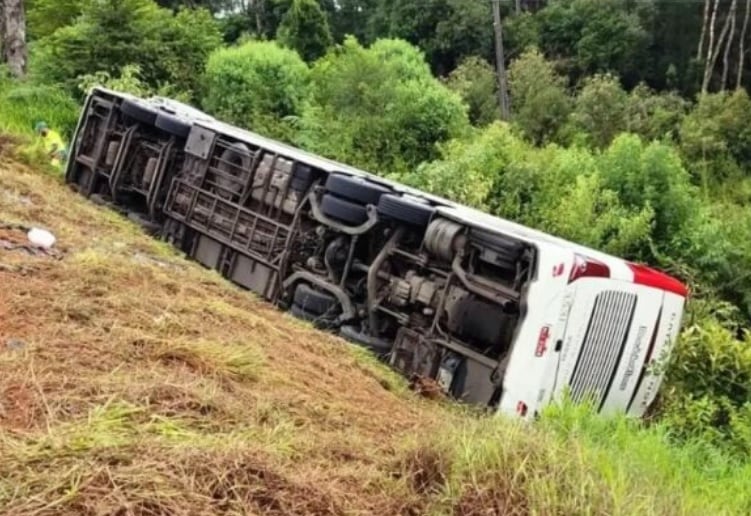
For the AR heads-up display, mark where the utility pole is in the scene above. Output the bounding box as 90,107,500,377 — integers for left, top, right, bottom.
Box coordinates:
491,0,510,120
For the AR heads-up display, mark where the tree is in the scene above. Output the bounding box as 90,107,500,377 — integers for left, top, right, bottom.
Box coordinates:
276,0,333,62
507,48,571,144
298,37,469,175
624,83,688,142
680,90,751,184
25,0,87,40
202,40,310,140
569,73,628,148
366,0,492,75
538,0,651,87
2,0,28,77
446,56,499,127
32,0,222,99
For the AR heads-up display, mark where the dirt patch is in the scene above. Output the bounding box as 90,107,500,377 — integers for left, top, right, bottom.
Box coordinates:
0,382,40,430
190,453,345,515
0,134,19,158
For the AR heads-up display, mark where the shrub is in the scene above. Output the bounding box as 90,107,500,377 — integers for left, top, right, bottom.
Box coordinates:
202,40,310,140
680,90,751,183
662,311,751,456
298,37,468,175
598,134,697,256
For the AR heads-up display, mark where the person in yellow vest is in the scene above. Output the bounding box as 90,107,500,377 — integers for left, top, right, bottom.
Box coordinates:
34,121,67,169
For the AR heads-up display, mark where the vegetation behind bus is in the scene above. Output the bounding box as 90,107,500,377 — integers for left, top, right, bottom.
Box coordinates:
2,0,751,503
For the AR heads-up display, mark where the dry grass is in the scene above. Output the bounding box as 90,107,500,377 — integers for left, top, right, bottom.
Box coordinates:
0,150,447,515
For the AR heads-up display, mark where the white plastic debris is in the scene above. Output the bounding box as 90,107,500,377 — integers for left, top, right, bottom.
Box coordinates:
27,228,56,249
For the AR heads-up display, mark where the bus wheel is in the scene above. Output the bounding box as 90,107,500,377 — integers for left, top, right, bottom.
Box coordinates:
320,193,368,225
325,173,391,205
377,194,434,227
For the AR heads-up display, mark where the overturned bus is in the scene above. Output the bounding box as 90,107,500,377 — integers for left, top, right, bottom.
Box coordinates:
64,88,688,419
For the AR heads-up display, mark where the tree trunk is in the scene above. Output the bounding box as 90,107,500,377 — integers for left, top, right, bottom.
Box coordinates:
698,0,711,60
721,0,739,90
2,0,27,78
491,0,510,120
703,0,733,92
254,0,264,35
738,0,751,88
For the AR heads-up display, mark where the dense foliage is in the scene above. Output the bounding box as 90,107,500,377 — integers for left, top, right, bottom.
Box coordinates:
296,37,468,174
202,41,310,140
31,0,222,100
4,0,751,471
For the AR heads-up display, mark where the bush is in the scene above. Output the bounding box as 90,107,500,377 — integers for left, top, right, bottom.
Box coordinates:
298,37,469,175
202,41,310,140
402,123,524,209
405,123,653,255
598,134,697,257
662,311,751,456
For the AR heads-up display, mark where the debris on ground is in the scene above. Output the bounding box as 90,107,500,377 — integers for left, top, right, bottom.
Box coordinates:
0,223,63,259
4,338,26,351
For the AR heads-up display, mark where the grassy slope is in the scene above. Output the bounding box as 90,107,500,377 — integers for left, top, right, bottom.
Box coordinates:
0,139,749,515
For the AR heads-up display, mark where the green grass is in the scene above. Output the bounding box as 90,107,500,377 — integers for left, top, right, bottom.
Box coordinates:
0,74,79,137
425,403,751,515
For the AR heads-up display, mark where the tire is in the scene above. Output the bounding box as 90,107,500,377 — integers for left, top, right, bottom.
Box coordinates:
321,193,368,225
377,194,434,227
121,99,158,126
155,113,192,139
325,173,391,205
293,283,338,315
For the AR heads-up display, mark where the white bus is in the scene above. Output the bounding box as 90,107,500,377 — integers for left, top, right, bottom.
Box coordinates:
65,88,687,418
